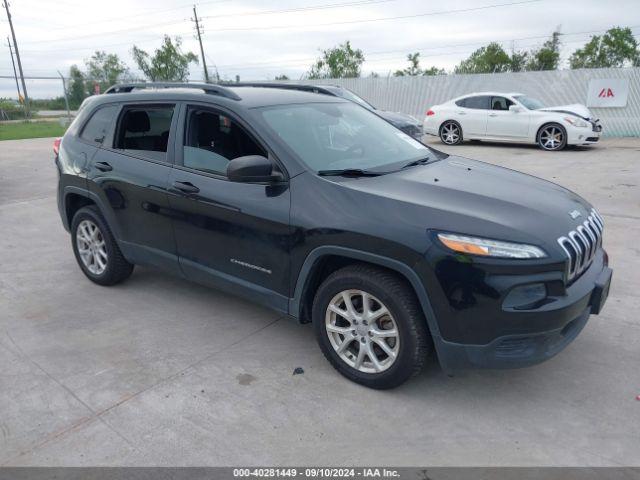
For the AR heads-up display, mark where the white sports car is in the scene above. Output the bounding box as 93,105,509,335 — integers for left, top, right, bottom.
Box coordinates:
423,92,603,151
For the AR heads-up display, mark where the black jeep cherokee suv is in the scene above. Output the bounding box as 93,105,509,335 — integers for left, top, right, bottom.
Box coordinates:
55,82,612,389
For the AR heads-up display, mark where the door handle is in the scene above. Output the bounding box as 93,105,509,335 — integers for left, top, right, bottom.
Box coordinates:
173,181,200,194
457,111,467,115
95,161,113,172
488,113,498,117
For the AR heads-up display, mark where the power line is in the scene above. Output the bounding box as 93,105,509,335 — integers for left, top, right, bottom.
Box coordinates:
196,26,640,70
19,0,541,45
206,0,543,33
46,0,231,31
200,0,395,20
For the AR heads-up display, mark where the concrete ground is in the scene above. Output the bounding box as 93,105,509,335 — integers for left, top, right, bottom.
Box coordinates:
0,137,638,466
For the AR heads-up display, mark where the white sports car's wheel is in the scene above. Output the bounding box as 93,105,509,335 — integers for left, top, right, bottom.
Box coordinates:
537,123,567,151
439,121,463,145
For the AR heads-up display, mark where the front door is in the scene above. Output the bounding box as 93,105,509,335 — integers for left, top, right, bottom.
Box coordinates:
486,96,530,139
167,104,291,312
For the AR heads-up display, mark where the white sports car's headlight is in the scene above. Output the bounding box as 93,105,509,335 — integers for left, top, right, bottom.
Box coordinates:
564,116,589,128
437,233,547,259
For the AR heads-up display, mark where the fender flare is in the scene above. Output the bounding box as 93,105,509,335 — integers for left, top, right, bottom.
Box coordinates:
62,186,123,240
289,246,443,343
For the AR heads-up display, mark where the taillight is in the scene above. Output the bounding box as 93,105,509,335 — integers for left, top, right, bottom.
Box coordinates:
53,137,61,157
426,109,435,116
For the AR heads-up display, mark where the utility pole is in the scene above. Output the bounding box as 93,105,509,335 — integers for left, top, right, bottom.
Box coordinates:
3,0,30,117
6,36,21,100
192,5,210,83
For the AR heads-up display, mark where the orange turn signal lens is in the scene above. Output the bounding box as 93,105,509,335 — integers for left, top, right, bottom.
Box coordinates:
438,237,490,256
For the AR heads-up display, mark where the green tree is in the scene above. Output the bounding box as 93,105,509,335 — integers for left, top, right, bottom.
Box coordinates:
509,50,529,72
308,41,364,79
85,51,129,93
527,30,561,71
394,52,444,76
422,65,445,76
454,42,512,74
570,27,639,68
132,35,199,82
68,65,87,109
274,74,290,80
394,52,422,76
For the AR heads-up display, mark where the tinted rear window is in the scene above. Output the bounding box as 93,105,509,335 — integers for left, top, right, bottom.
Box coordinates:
459,96,490,109
80,105,118,144
114,105,175,161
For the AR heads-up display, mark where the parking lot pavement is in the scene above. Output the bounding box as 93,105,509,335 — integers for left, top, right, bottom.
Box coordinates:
1,137,638,466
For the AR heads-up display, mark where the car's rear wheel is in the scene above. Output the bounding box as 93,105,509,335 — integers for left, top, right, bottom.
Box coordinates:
71,206,134,286
439,120,463,145
537,123,567,151
312,264,431,389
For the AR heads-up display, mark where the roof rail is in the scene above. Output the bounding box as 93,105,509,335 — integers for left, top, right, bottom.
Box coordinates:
104,82,241,100
228,82,335,93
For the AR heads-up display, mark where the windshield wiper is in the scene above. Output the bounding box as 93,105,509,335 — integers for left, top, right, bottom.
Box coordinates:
401,157,433,169
317,168,383,177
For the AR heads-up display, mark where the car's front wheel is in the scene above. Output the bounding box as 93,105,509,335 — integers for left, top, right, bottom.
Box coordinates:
439,120,463,145
312,264,431,389
71,206,134,286
537,123,567,151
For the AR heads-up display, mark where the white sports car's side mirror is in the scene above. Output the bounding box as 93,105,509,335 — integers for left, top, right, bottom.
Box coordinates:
509,105,523,113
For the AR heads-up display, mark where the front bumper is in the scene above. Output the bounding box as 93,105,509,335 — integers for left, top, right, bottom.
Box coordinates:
566,124,602,145
425,251,612,372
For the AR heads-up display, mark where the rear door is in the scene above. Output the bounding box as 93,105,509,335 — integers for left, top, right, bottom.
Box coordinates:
455,96,490,137
87,102,180,274
167,103,291,312
486,96,530,139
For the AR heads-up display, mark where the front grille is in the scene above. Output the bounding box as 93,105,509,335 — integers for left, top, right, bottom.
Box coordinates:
586,137,599,142
557,209,604,282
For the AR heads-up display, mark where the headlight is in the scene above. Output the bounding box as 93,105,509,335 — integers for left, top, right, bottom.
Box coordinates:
563,116,589,128
437,233,547,259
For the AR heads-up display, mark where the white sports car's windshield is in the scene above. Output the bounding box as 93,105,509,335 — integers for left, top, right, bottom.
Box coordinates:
259,102,432,173
515,95,545,110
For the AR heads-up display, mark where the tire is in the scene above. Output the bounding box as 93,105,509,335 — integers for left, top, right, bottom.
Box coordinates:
439,120,463,145
71,205,134,286
312,264,431,389
537,123,567,151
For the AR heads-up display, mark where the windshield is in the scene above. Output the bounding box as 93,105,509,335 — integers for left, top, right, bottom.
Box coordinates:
514,95,545,110
333,88,375,111
258,102,432,173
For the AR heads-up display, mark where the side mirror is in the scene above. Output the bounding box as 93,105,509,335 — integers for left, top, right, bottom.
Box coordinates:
509,105,522,113
227,155,282,183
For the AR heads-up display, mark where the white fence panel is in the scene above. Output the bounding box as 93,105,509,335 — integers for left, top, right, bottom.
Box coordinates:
294,67,640,137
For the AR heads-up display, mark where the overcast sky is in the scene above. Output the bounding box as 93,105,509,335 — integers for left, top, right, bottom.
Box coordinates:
1,0,639,98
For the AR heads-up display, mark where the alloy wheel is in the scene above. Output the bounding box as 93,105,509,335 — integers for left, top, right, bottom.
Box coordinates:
76,219,108,275
539,125,565,150
441,122,460,144
325,289,400,373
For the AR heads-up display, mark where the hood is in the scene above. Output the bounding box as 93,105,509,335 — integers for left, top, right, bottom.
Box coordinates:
376,110,422,127
540,103,594,120
336,156,592,250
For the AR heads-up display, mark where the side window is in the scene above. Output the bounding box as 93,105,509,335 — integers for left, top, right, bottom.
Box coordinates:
80,105,118,145
464,96,490,109
455,99,466,107
183,108,266,176
491,97,514,111
114,105,175,161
